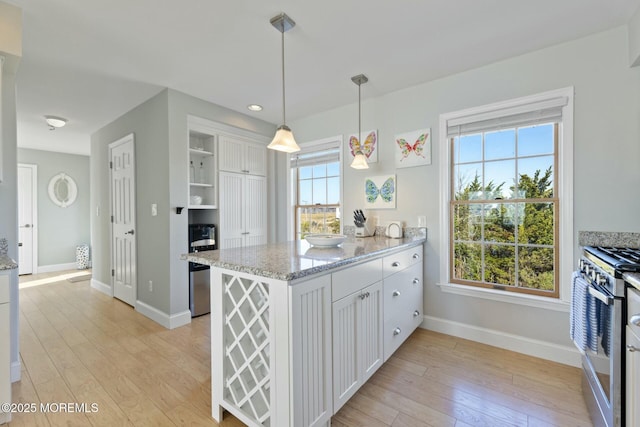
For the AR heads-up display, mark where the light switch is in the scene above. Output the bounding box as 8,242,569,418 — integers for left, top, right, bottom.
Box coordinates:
151,204,158,216
418,215,426,227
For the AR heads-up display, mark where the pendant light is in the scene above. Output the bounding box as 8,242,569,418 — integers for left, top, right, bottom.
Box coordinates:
267,13,300,153
350,74,369,169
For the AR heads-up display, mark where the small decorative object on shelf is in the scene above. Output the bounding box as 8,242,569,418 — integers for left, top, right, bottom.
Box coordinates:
199,162,205,183
190,161,196,183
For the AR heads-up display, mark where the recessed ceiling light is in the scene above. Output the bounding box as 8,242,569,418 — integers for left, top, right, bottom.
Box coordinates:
44,115,68,130
247,104,263,112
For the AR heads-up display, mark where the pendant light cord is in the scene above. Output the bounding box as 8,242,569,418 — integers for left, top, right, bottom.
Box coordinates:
281,29,286,126
358,81,361,143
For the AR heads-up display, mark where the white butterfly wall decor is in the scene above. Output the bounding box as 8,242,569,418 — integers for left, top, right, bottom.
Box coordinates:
394,128,431,168
348,129,378,163
364,175,396,209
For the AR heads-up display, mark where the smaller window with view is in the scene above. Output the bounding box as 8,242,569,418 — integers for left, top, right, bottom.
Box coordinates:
292,139,341,238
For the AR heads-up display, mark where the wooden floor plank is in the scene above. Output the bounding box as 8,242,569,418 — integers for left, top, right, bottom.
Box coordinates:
8,270,592,427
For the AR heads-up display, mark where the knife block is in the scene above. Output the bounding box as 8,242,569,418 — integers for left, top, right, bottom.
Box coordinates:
354,219,374,237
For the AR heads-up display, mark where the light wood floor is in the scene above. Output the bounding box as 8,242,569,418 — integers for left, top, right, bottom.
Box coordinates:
8,271,593,426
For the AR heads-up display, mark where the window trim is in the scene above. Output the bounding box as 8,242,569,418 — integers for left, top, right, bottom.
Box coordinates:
438,87,574,309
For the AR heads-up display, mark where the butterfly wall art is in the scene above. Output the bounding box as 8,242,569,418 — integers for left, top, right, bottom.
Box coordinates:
349,129,378,164
364,175,396,209
394,128,431,168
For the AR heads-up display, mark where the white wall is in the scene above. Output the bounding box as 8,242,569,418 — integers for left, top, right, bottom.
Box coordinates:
18,148,90,267
288,26,640,361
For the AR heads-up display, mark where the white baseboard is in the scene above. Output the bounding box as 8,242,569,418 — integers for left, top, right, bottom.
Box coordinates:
10,361,21,383
90,279,112,296
38,262,77,273
135,300,191,330
421,315,582,368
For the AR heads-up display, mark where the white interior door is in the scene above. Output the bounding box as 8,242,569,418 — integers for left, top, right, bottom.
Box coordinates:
110,134,136,306
17,164,36,275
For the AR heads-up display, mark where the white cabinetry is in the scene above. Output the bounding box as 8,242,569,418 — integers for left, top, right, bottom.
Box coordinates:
382,246,424,360
331,259,383,412
218,171,266,249
0,273,11,425
188,124,218,209
627,287,640,427
219,135,267,176
211,269,333,427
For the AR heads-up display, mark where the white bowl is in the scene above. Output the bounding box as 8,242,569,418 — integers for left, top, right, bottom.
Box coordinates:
305,234,347,247
190,195,202,205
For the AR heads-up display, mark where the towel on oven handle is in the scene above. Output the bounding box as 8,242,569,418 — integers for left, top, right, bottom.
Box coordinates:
570,272,599,353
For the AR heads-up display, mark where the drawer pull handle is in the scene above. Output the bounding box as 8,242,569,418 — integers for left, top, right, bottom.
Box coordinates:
413,278,420,285
412,253,420,259
365,291,370,298
413,310,420,317
392,261,400,267
393,327,402,336
631,315,640,326
359,294,366,300
392,290,400,297
628,345,639,352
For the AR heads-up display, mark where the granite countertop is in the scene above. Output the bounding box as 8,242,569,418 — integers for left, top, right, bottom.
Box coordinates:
0,238,17,271
578,231,640,248
625,273,640,292
0,255,18,271
182,234,426,281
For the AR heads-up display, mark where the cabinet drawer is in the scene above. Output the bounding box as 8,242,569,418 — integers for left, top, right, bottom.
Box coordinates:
383,245,423,278
383,304,422,361
383,263,422,321
0,274,9,304
629,287,640,337
332,258,382,302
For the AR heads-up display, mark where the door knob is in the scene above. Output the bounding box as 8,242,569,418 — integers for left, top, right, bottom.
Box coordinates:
125,229,135,235
23,224,31,228
393,327,402,336
392,290,401,297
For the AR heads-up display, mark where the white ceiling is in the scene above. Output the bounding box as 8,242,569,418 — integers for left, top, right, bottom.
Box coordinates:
8,0,640,156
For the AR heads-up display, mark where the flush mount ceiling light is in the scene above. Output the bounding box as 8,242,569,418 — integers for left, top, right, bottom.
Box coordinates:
247,104,263,112
267,12,300,154
350,74,369,169
44,115,67,130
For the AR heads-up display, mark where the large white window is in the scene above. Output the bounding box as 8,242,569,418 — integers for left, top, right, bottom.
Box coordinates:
291,138,342,238
439,88,573,307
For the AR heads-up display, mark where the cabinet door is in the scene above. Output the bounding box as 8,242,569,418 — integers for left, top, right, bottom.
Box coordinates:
218,136,246,173
332,293,359,412
244,175,267,246
218,172,245,249
628,327,640,427
0,301,9,424
332,281,383,413
246,143,267,176
360,281,383,383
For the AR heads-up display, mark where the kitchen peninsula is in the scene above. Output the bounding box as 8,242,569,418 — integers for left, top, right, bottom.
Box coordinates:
183,232,426,427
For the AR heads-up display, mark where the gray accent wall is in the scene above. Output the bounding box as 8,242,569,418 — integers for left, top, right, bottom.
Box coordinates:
18,148,90,266
90,88,274,321
0,62,18,265
287,27,640,350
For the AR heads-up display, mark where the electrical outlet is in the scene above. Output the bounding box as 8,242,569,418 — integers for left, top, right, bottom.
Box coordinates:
418,215,427,227
148,280,153,292
151,203,157,216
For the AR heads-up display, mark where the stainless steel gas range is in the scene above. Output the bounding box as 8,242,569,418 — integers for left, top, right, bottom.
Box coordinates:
575,246,640,427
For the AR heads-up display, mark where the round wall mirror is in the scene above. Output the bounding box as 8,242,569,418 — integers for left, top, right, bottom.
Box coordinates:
48,173,78,208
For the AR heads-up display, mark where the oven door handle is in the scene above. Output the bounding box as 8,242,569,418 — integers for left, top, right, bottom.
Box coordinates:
588,285,613,305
